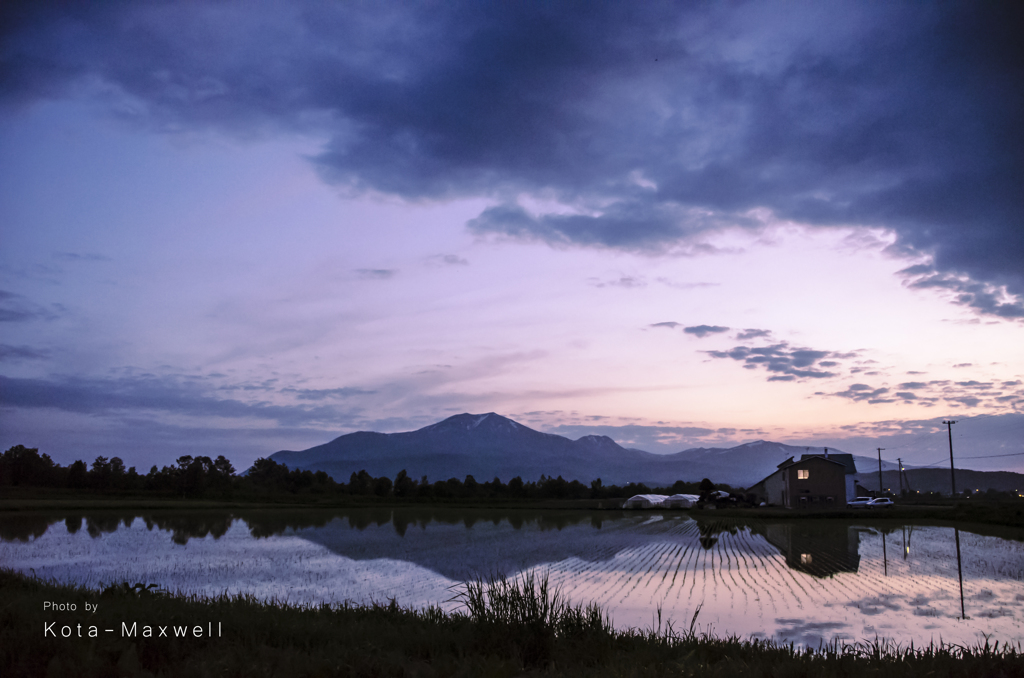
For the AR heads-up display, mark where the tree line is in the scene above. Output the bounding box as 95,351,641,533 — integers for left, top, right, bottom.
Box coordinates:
0,445,730,501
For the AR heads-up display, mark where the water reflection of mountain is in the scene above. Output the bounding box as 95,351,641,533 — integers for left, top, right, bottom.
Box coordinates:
755,523,861,578
287,512,876,581
291,509,701,580
6,509,1015,584
3,509,779,579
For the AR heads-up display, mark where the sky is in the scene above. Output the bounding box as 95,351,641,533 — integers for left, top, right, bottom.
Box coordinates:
1,1,1022,474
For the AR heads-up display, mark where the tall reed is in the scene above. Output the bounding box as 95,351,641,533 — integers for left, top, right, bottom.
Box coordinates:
456,571,613,667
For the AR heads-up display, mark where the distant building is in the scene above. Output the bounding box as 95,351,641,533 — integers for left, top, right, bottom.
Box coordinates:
663,493,699,508
747,455,849,508
800,452,858,503
622,494,668,509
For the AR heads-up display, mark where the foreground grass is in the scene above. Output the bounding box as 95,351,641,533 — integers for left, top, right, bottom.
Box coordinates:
3,569,1022,677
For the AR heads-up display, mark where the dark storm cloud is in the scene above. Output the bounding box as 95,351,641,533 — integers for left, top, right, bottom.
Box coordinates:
705,342,854,381
683,325,730,338
3,1,1022,315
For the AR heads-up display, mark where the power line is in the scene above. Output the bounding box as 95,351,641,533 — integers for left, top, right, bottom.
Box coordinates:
867,411,1024,467
901,450,1024,468
917,457,951,468
884,412,1022,452
950,451,1024,460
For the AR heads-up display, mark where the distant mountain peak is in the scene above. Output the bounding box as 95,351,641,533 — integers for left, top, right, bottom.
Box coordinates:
270,414,1003,489
421,412,526,436
575,434,621,451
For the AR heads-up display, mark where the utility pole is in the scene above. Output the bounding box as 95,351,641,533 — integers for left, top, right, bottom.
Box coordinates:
897,458,904,494
899,458,912,493
944,420,957,497
877,448,885,496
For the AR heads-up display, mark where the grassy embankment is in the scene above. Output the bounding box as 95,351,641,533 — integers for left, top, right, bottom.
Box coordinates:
0,485,614,512
3,486,1024,530
3,569,1022,678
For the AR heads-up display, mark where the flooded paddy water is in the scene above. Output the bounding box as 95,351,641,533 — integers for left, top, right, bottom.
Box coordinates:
2,507,1022,648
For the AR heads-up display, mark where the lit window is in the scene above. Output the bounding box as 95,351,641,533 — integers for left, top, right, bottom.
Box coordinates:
801,553,813,564
797,469,809,480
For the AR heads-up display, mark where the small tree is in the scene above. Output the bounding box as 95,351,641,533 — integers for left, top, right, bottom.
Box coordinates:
373,475,393,497
349,469,373,495
66,460,88,489
508,476,525,498
394,469,417,498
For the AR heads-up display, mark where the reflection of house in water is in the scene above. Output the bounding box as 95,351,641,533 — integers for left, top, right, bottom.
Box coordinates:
760,523,861,578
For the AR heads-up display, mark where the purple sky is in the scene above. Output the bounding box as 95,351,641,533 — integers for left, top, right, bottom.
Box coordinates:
2,1,1022,474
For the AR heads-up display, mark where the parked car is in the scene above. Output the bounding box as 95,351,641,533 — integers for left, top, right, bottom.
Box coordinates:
847,496,874,508
867,497,894,508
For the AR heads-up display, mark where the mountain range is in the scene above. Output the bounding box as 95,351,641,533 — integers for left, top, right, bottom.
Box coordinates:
270,412,912,488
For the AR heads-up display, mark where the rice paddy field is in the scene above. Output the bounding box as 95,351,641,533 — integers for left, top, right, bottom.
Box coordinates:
2,508,1022,649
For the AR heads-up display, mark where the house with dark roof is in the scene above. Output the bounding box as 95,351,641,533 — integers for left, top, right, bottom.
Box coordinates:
747,454,850,508
800,452,857,504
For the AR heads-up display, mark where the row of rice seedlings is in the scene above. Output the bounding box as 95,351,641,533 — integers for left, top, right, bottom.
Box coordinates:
628,542,688,611
706,528,792,627
658,534,708,604
615,542,680,602
583,542,665,604
729,531,792,616
541,531,743,633
717,539,752,617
